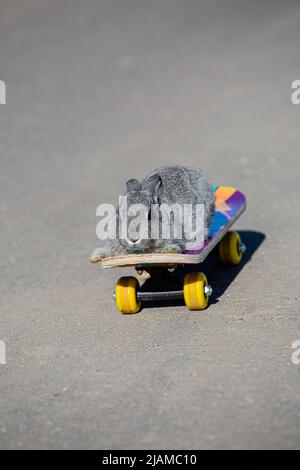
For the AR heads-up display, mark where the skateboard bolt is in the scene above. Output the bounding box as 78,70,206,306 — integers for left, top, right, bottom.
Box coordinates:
204,285,213,297
239,242,246,254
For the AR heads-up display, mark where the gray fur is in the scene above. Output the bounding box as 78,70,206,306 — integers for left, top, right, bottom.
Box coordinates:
90,165,215,260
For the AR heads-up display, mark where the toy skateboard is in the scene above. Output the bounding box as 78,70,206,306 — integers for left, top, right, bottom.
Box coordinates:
89,186,246,313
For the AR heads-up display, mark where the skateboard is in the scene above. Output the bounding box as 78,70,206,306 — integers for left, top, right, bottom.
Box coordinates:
89,186,247,313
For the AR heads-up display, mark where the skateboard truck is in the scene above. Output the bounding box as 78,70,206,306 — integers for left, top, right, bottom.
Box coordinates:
113,285,213,302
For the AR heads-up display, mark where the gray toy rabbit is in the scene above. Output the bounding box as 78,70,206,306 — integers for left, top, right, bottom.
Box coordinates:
90,165,215,261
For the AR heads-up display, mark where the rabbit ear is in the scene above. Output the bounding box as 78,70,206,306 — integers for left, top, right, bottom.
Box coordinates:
126,178,140,192
143,174,162,204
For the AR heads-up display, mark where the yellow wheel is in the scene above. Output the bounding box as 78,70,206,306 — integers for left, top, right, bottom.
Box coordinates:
115,276,141,314
183,272,211,311
218,231,245,265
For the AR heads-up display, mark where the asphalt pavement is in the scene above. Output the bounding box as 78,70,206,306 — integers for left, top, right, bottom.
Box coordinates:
0,0,300,449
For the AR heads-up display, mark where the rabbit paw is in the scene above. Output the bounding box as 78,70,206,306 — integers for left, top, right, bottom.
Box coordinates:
160,244,182,254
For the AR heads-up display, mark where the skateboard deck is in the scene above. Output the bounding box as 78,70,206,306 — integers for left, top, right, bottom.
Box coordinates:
89,186,246,269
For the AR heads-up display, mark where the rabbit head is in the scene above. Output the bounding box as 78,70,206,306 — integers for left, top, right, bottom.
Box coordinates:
118,175,162,252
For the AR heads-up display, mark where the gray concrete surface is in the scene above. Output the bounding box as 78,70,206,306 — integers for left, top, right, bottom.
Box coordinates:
1,0,300,449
